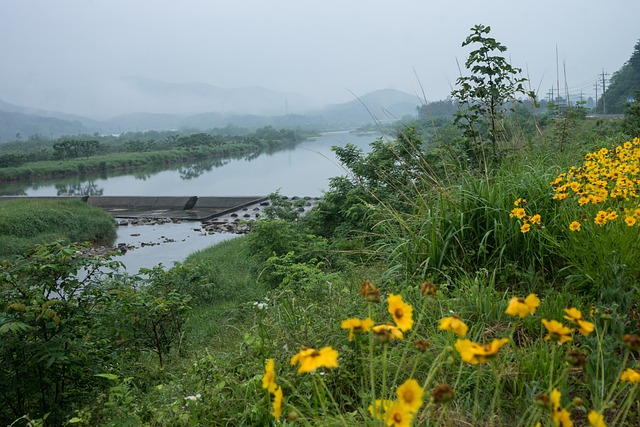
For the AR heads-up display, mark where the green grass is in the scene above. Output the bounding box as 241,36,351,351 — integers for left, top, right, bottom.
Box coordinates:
0,199,116,258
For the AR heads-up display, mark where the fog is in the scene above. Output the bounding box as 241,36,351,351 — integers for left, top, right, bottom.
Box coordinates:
1,0,638,119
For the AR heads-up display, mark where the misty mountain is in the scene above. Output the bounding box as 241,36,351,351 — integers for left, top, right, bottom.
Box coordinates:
0,88,420,141
123,77,311,116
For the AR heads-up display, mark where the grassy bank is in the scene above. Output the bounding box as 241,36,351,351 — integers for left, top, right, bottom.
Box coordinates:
0,199,116,258
0,144,255,183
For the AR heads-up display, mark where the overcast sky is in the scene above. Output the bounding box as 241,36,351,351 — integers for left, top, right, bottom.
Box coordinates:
1,0,638,119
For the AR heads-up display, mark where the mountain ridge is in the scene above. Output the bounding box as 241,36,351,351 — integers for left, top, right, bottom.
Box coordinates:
0,86,421,141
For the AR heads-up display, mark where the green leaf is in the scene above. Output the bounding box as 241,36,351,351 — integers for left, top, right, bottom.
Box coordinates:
95,373,119,381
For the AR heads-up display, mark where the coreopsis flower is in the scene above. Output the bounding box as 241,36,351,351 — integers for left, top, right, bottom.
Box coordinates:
386,402,414,427
431,384,455,404
505,293,540,318
454,338,509,364
438,316,468,338
290,346,339,374
372,324,404,343
396,378,424,413
360,280,380,302
514,198,526,206
271,385,283,419
262,358,277,393
340,317,374,341
542,319,573,344
569,221,581,231
510,207,527,219
388,293,414,331
530,214,542,224
368,399,394,420
550,388,573,427
620,367,640,383
625,216,637,226
564,308,595,336
588,410,606,427
520,223,531,233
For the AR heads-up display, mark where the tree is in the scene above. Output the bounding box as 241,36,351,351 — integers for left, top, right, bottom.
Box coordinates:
451,24,534,167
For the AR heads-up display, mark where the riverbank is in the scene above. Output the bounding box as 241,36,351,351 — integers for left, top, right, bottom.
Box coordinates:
0,198,116,259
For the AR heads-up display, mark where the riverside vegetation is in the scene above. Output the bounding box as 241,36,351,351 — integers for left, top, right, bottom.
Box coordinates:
2,25,640,426
0,126,305,183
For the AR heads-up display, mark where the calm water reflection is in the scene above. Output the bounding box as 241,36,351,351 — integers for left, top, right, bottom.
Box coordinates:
3,131,379,198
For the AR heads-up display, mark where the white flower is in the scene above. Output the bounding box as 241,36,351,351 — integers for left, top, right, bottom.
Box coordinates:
184,393,201,401
253,301,268,310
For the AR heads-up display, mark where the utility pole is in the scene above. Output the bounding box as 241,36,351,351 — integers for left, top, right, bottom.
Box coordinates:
594,80,599,109
547,87,554,103
601,69,609,115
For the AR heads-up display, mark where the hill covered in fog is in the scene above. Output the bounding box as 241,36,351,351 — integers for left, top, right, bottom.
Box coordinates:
0,85,421,141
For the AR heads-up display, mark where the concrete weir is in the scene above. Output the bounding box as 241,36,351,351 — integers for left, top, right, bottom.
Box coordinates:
0,195,321,224
0,195,271,221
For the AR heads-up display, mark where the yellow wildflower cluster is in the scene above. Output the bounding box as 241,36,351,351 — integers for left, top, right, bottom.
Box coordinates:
541,307,595,345
509,198,542,233
342,282,414,344
369,378,424,426
549,138,640,229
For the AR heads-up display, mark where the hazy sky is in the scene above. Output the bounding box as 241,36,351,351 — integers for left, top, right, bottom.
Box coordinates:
1,0,639,119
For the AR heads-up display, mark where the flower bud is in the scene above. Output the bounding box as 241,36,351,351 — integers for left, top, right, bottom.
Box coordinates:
623,334,640,351
431,384,455,404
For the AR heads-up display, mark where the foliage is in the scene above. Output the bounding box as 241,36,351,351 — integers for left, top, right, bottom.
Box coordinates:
0,199,116,259
597,39,640,114
622,92,640,137
451,24,535,167
53,139,101,160
0,241,123,424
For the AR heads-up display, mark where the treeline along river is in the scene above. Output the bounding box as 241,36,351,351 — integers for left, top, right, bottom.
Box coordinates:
0,131,379,271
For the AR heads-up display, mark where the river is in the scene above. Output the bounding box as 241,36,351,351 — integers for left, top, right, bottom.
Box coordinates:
2,131,381,272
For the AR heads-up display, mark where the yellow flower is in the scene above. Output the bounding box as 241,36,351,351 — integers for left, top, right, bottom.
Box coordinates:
271,385,283,419
510,207,527,219
576,319,595,336
563,307,583,322
588,410,606,427
550,388,573,427
388,294,414,332
620,367,640,383
530,214,542,224
438,316,468,338
569,221,581,231
514,198,526,206
564,308,594,336
542,319,573,344
372,324,404,343
606,211,618,221
625,216,636,226
454,338,509,364
505,293,540,318
386,402,414,427
290,346,339,374
262,358,277,393
520,223,531,233
396,378,424,413
368,399,394,420
341,317,374,341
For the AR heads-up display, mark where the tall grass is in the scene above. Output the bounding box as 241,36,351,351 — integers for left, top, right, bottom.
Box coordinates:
0,199,116,258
